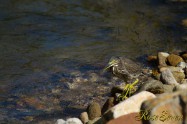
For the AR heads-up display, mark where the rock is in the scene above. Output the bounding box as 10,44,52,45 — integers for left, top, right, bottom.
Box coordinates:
106,113,142,124
171,71,185,83
181,79,187,84
182,53,187,62
141,91,186,124
167,54,184,66
102,91,156,121
177,62,187,69
86,117,104,124
55,119,66,124
66,118,83,124
163,84,175,93
136,79,164,94
147,56,157,62
185,68,187,77
102,97,115,114
173,83,187,91
87,102,101,120
159,66,184,73
182,18,187,27
157,52,169,67
80,112,89,124
160,68,178,85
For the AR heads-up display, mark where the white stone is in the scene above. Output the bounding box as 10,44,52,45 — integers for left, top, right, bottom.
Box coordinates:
177,62,187,69
161,68,179,85
80,112,89,124
103,91,156,120
66,118,83,124
56,119,66,124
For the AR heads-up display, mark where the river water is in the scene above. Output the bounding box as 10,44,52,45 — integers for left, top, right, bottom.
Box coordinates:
0,0,187,123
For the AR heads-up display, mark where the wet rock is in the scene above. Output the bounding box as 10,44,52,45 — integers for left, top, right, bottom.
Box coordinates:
106,113,142,124
136,79,164,94
87,102,101,120
173,83,187,91
160,68,178,85
167,54,184,66
141,91,186,124
102,91,156,121
102,97,115,114
158,52,169,67
55,119,66,124
80,112,89,124
171,71,185,83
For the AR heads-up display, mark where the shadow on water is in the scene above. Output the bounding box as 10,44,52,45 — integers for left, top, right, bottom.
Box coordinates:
0,0,187,123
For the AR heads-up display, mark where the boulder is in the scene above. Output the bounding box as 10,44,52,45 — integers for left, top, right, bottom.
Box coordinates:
87,102,101,120
160,68,178,85
167,54,184,66
102,91,156,121
141,91,187,124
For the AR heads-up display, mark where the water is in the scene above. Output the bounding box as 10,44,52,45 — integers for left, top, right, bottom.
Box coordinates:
0,0,187,123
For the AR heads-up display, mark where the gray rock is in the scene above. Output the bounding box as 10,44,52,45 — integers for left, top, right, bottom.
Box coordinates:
173,83,187,91
87,102,101,120
66,118,83,124
163,84,175,93
160,68,178,85
158,52,169,67
80,112,89,124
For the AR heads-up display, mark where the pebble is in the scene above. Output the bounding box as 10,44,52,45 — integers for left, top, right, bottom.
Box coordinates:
87,102,101,120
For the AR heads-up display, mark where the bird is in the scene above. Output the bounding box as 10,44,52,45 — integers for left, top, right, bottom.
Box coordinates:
105,56,142,82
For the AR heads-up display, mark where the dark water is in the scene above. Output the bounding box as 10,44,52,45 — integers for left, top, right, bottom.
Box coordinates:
0,0,187,123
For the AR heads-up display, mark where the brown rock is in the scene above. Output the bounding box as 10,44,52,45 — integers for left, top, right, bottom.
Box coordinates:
107,113,142,124
147,56,157,62
182,53,187,61
141,91,187,124
171,71,185,83
102,97,115,114
167,54,184,66
87,102,101,120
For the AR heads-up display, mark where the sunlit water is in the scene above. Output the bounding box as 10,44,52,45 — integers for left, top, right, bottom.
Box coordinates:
0,0,187,123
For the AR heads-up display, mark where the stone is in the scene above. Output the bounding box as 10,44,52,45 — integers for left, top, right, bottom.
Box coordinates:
86,117,103,124
182,18,187,27
167,54,184,66
87,102,101,120
160,68,178,85
102,97,115,114
177,62,187,69
55,119,66,124
136,79,164,94
181,79,187,84
171,71,185,83
102,91,156,121
182,53,187,61
173,83,187,91
147,56,157,62
80,112,89,124
141,91,187,124
159,66,184,73
66,118,83,124
106,113,142,124
157,52,169,67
